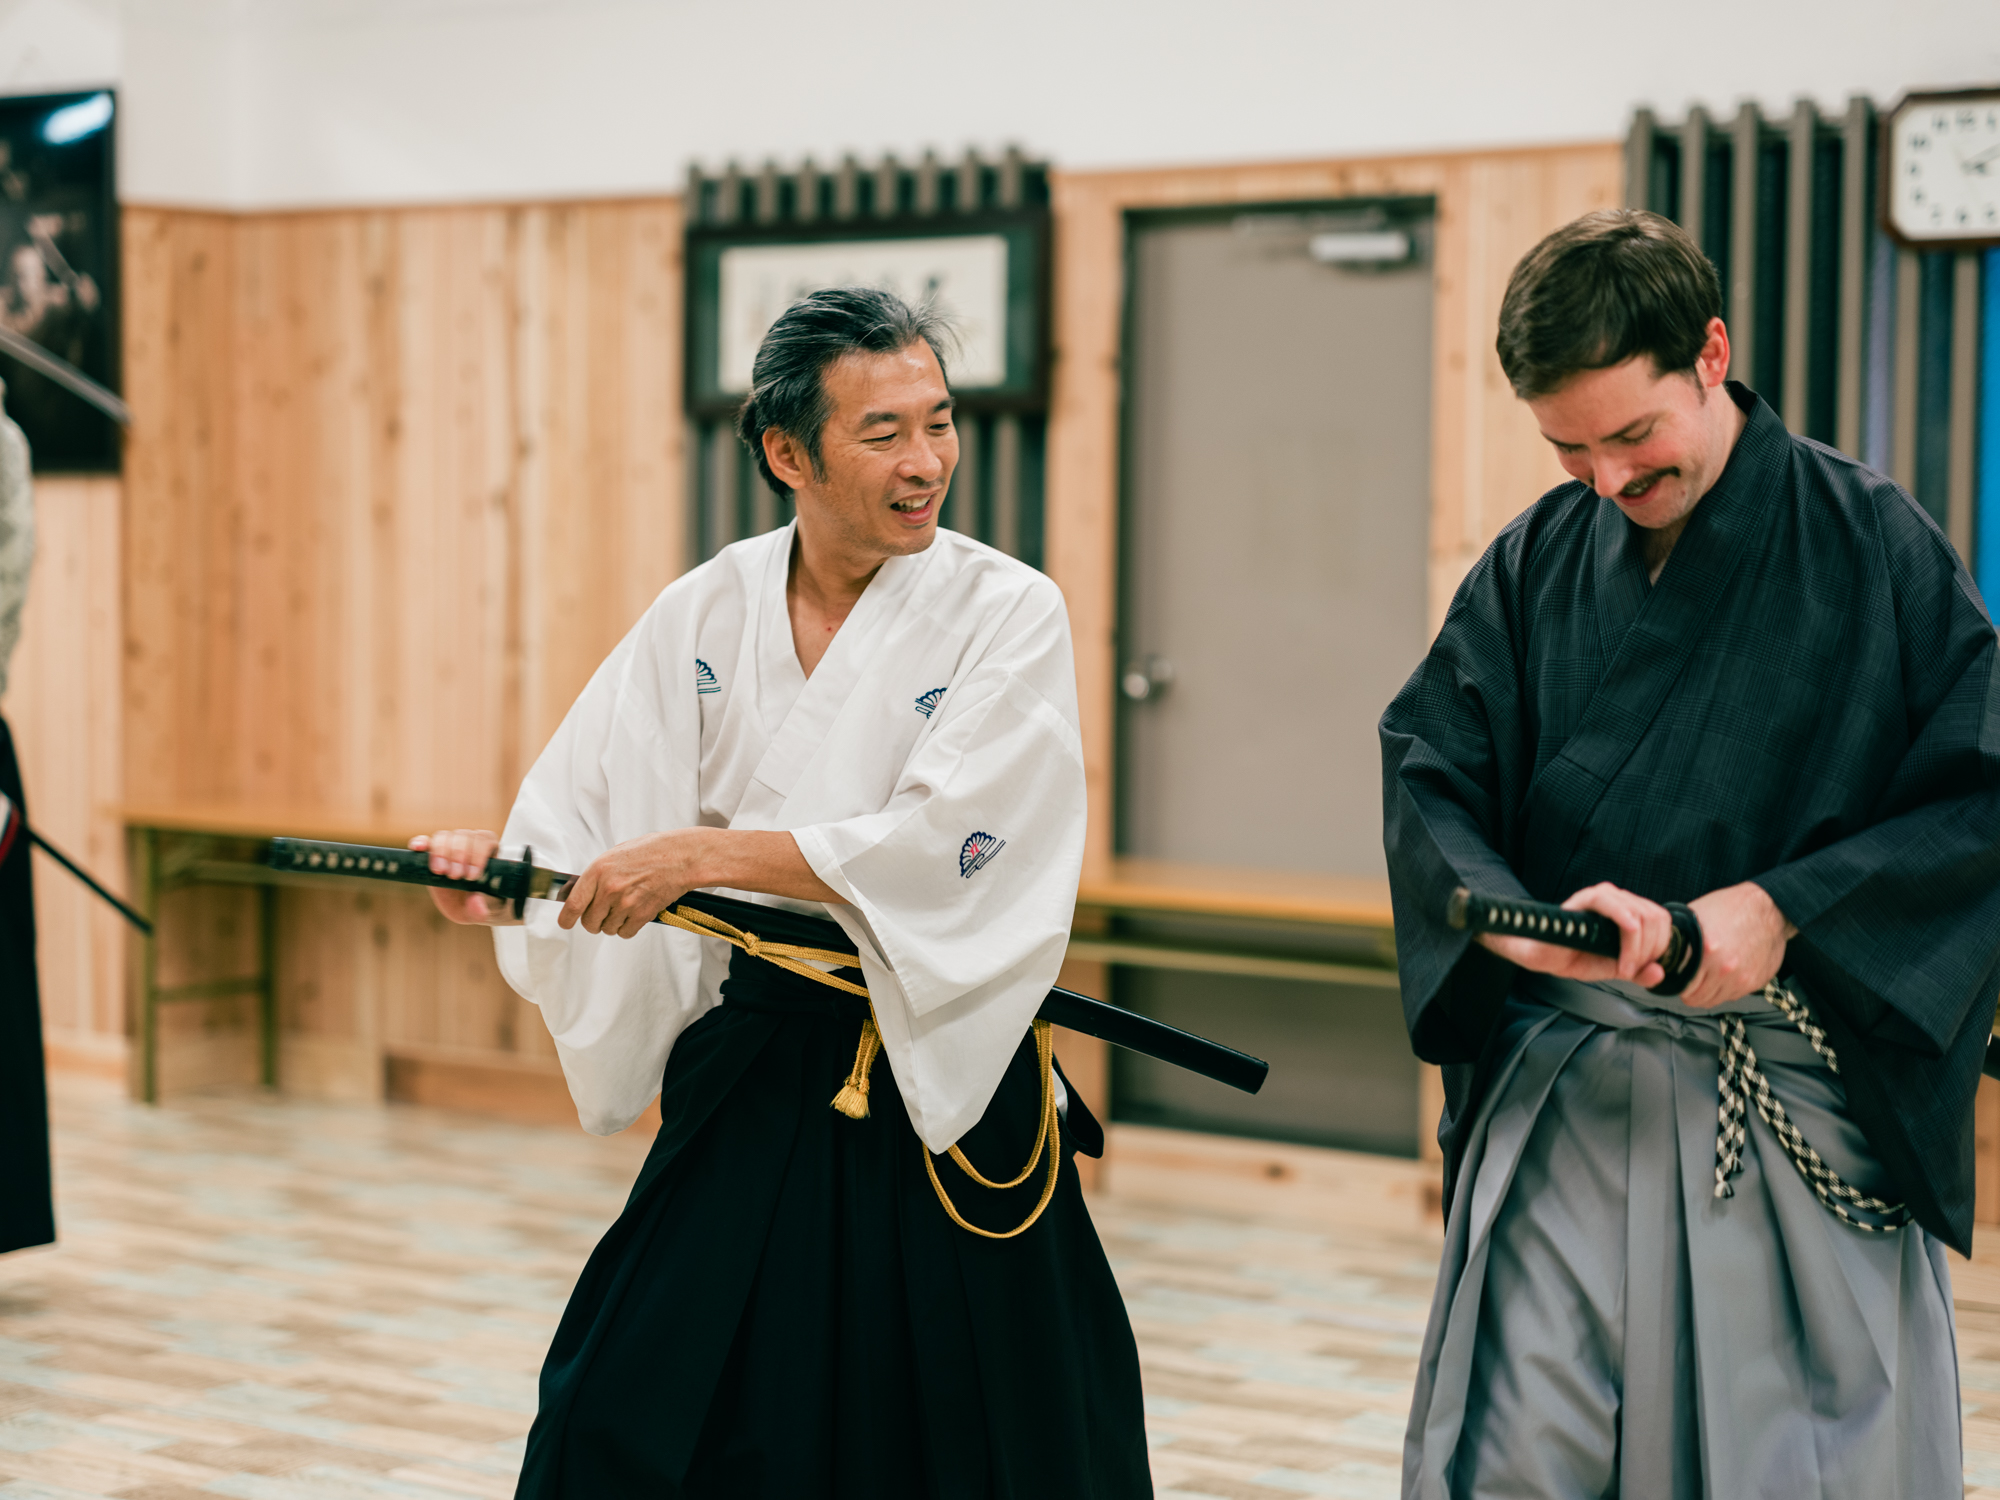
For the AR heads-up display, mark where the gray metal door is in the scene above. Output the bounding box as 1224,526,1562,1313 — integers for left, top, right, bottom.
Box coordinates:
1119,208,1434,879
1113,205,1435,1156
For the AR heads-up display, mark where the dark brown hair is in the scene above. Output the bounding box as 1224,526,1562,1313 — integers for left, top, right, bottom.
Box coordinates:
1495,209,1722,399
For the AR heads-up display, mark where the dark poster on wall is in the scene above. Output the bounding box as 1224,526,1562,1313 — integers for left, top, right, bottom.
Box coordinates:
0,90,118,473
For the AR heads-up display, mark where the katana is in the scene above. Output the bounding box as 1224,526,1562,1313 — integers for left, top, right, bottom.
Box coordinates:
1450,884,2000,1079
1447,885,1702,996
268,836,1271,1096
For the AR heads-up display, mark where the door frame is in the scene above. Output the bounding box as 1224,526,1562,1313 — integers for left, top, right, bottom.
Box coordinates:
1111,195,1438,859
1042,143,1624,884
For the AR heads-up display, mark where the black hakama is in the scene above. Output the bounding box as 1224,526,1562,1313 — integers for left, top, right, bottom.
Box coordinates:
0,713,53,1255
515,950,1152,1499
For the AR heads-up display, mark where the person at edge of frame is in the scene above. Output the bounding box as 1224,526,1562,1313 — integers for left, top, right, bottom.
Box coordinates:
1381,207,2000,1499
0,379,50,1262
416,287,1152,1499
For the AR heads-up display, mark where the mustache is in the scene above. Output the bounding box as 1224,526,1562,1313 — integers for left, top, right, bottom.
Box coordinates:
1618,467,1678,498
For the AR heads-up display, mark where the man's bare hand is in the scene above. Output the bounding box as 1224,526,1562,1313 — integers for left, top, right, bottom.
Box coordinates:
559,830,708,939
412,830,517,926
1680,881,1794,1010
1476,881,1672,989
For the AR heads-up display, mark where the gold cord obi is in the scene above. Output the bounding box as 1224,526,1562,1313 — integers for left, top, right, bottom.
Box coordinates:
655,899,1061,1241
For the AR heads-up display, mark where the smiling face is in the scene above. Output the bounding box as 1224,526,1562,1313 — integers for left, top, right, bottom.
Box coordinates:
765,339,957,569
1527,316,1743,532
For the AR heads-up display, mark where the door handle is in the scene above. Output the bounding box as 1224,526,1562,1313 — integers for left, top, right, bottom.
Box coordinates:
1121,656,1176,702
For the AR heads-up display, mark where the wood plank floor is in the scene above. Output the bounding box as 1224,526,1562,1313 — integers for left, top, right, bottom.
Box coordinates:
3,1073,1997,1498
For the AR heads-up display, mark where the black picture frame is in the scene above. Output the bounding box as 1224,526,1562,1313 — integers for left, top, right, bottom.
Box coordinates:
684,206,1051,422
0,88,119,473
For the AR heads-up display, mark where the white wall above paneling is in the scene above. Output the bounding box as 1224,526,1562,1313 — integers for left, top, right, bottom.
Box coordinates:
5,0,1999,208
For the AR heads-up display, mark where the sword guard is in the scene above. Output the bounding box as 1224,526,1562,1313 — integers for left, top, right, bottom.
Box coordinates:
1649,901,1704,996
513,846,531,921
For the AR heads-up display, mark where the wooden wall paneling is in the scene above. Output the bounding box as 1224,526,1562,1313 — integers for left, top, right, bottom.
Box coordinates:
118,198,688,1103
526,199,685,752
6,476,126,1070
1042,174,1125,885
122,209,241,809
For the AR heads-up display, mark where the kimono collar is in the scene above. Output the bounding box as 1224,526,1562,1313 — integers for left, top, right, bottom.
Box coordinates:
1527,384,1790,895
1591,382,1786,653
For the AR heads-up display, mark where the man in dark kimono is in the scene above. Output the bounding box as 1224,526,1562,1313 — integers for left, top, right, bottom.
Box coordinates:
1382,208,1998,1498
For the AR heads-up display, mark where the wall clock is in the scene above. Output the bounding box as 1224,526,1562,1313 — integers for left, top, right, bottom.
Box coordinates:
1883,87,2000,249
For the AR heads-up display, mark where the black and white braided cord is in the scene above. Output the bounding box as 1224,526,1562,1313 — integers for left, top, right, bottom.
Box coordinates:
1712,982,1910,1233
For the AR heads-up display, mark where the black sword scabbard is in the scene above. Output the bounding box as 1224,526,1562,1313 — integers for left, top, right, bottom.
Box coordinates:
264,836,1273,1094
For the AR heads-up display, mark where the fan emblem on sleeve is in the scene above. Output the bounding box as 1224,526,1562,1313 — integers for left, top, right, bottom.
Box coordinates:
959,831,1006,878
695,658,719,695
914,686,947,719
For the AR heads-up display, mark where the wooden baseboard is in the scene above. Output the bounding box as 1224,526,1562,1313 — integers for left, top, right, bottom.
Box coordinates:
384,1045,662,1138
1102,1121,1443,1235
44,1034,127,1081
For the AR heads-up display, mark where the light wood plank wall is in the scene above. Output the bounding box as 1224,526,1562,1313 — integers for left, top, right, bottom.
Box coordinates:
33,199,683,1103
7,476,125,1076
19,144,1996,1220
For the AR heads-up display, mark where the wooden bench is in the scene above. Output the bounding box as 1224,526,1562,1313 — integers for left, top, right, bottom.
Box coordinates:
116,804,493,1103
1071,856,1398,985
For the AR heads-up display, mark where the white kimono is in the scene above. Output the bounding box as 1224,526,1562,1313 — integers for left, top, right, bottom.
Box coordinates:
494,523,1087,1152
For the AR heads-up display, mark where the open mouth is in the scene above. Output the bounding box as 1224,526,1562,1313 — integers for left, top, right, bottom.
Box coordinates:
1619,469,1674,505
890,494,938,518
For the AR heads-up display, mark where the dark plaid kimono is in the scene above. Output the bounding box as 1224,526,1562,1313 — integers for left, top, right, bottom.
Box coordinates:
1381,384,2000,1255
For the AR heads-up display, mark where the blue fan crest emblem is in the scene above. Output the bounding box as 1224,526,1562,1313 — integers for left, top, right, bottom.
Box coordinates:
914,686,947,719
695,658,719,695
959,831,1006,878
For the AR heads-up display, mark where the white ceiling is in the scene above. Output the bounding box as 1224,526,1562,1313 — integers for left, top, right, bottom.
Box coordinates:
2,0,1994,209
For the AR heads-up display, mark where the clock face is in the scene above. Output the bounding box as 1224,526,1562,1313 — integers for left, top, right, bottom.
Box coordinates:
1888,92,2000,245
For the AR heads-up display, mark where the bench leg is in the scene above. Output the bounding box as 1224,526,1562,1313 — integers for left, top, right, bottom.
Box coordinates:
259,882,279,1089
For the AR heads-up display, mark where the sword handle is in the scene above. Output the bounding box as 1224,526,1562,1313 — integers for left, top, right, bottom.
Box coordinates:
266,837,537,912
1446,887,1703,995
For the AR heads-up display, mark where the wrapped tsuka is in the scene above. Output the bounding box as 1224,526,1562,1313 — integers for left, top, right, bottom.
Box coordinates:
266,837,542,916
1446,887,1624,957
1446,885,1702,996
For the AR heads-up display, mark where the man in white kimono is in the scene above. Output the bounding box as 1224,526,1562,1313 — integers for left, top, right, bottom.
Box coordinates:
418,287,1151,1499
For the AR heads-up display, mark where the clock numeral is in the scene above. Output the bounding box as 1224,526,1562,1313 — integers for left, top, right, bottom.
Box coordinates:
1912,134,1929,150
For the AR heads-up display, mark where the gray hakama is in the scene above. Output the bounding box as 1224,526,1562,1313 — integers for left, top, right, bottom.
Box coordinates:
1404,975,1960,1499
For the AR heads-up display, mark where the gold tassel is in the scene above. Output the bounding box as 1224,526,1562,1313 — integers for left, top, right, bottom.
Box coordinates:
831,1016,883,1119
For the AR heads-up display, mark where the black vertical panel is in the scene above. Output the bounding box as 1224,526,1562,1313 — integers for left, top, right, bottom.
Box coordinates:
1914,252,1955,529
1017,415,1047,573
1753,138,1790,408
1649,134,1681,218
1804,136,1844,444
1702,140,1734,295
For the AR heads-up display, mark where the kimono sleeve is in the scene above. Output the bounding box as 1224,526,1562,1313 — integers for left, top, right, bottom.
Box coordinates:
789,580,1086,1149
491,605,710,1135
1380,528,1540,1063
1752,498,2000,1058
